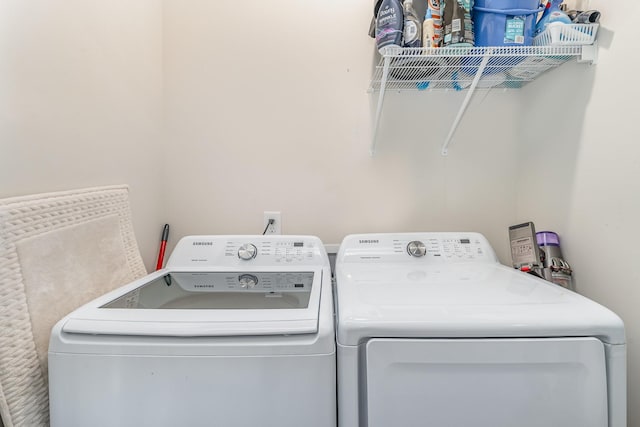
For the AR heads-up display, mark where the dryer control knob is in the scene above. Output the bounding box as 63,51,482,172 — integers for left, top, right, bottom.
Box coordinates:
238,274,258,289
407,241,427,257
238,243,258,260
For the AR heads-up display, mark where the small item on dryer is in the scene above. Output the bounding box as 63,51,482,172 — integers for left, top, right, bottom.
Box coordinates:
536,231,573,290
509,222,574,290
508,221,542,272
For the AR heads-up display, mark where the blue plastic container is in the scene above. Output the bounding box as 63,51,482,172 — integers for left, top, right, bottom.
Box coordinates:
473,0,543,46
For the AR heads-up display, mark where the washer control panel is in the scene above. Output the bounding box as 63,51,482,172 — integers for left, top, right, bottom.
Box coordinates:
340,233,499,264
226,240,316,263
166,235,326,268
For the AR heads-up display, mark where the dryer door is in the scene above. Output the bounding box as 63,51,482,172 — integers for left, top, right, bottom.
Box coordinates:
365,337,608,427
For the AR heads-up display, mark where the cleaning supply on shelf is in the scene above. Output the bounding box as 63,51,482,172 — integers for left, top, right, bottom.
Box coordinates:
426,0,443,47
574,10,601,23
443,0,474,47
565,9,579,21
369,0,384,37
565,8,601,23
535,0,571,35
461,0,474,45
402,0,422,47
422,8,436,48
473,0,542,46
375,0,404,54
535,0,552,31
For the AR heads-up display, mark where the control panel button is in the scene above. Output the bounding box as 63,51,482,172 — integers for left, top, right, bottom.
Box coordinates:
238,243,258,260
407,241,427,257
238,274,258,289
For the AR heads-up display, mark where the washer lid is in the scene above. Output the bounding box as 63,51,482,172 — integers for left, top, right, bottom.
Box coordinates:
62,269,323,337
335,263,625,345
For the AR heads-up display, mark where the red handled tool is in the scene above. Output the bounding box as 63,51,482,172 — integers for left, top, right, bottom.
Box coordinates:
155,224,170,270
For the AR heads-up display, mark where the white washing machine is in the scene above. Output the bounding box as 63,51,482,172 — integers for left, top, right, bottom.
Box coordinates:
335,232,626,427
49,235,336,427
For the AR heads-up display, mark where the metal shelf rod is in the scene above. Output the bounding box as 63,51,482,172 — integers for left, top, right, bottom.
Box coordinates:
370,56,391,156
441,50,492,156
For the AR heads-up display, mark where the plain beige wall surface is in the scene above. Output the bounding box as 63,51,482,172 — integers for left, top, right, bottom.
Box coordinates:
162,0,520,263
517,1,639,424
0,0,164,270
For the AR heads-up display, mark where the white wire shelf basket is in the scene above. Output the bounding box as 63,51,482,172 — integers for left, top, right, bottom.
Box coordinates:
533,23,599,46
369,45,584,92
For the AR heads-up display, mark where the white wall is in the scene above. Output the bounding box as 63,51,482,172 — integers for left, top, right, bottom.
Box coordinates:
162,0,520,263
518,1,640,424
0,0,164,271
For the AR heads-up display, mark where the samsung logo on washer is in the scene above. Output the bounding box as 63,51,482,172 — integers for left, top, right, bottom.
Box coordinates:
359,239,379,244
192,241,213,246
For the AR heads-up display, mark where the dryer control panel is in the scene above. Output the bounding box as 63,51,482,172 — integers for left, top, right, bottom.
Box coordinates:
338,233,499,264
166,235,328,268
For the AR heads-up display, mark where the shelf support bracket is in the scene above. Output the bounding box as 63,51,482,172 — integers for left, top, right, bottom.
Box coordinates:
579,40,598,64
441,50,492,156
370,55,391,156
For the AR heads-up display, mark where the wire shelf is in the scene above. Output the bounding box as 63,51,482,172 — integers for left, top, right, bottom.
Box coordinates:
368,44,595,156
369,45,584,92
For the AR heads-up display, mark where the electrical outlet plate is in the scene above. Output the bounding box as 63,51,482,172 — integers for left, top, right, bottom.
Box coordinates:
263,211,281,235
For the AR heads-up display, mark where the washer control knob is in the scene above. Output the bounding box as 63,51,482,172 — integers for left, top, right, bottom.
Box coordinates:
238,274,258,289
407,241,427,257
238,243,258,260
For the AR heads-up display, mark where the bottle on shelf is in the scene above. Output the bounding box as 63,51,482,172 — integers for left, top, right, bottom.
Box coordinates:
375,0,404,54
443,0,473,47
462,0,474,44
402,0,422,47
428,0,443,47
422,8,436,48
535,0,571,35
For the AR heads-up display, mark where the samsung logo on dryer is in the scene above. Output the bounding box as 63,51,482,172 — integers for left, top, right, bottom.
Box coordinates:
192,241,213,246
359,239,379,244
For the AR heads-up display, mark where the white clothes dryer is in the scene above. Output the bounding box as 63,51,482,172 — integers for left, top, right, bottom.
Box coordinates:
49,235,336,427
335,232,625,427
